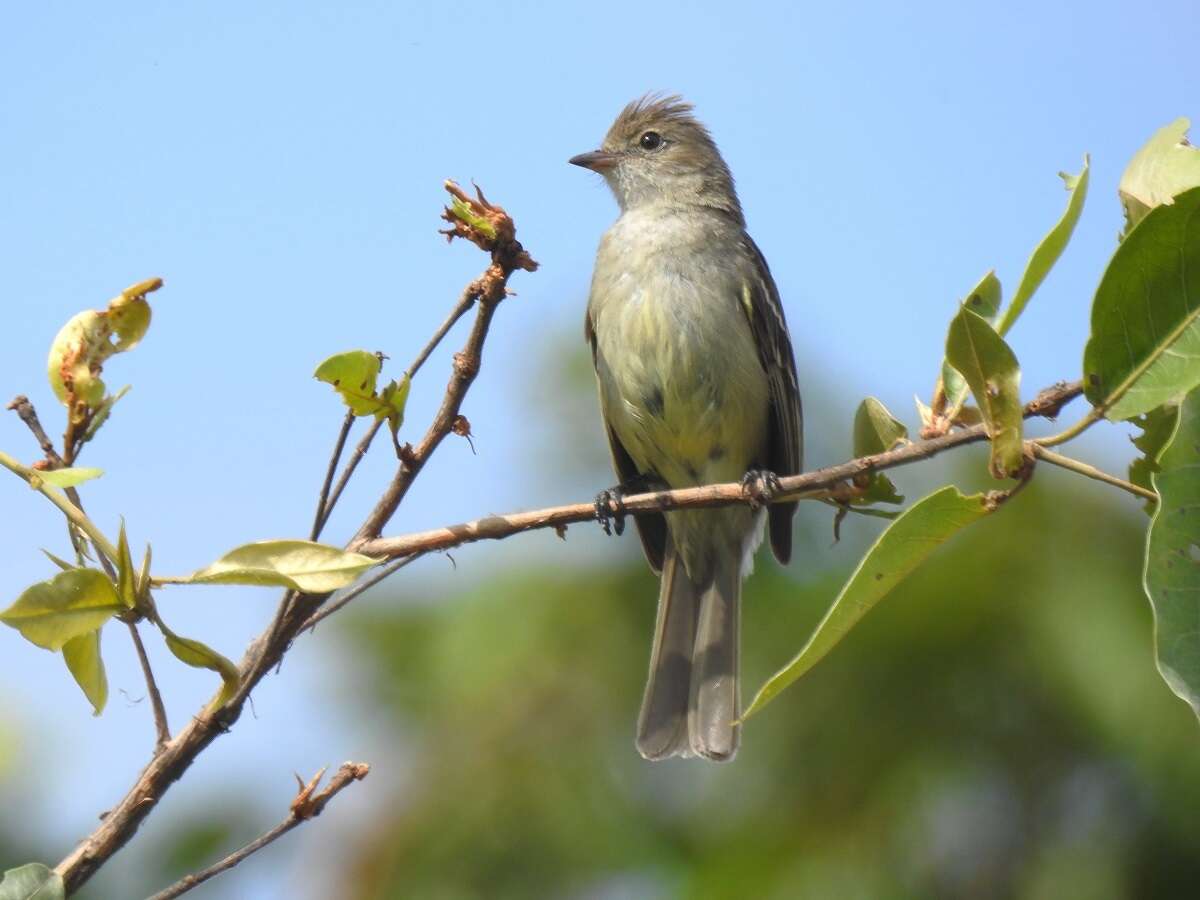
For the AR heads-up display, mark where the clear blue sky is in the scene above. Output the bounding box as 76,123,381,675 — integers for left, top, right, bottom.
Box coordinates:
2,1,1196,895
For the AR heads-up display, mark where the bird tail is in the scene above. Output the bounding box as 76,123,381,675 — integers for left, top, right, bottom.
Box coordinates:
636,539,741,761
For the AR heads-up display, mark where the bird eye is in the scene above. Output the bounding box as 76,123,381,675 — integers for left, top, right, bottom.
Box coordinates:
639,131,663,150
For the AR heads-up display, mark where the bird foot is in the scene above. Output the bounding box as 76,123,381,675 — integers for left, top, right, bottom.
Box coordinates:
594,487,627,537
741,469,782,510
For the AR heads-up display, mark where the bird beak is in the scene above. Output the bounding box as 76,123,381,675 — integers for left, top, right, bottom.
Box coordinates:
569,149,620,172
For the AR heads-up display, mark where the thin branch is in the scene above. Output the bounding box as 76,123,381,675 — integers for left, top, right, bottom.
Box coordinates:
315,418,384,537
356,380,1086,561
310,411,356,542
52,180,537,895
1033,405,1104,448
125,621,171,751
145,762,369,900
300,554,420,633
1029,442,1157,502
405,284,479,380
7,395,64,465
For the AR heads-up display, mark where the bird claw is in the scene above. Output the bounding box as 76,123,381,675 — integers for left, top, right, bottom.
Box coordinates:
741,469,782,510
594,487,626,537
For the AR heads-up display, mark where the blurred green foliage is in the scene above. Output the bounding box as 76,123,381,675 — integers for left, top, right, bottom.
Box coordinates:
311,476,1200,900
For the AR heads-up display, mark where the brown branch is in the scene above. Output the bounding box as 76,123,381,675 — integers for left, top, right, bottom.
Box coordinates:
52,180,536,895
125,621,172,751
145,762,369,900
357,380,1085,561
7,395,64,465
310,410,356,541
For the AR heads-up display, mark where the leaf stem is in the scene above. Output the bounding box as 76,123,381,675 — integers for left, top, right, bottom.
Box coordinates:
1029,442,1156,501
1033,406,1103,448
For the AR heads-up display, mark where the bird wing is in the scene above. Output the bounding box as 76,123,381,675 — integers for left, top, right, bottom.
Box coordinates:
739,235,804,564
586,313,669,573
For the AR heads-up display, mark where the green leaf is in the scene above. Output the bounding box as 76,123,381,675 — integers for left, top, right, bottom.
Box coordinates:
136,543,153,598
0,863,64,900
161,628,240,711
34,467,103,489
41,549,74,571
1129,403,1181,514
379,374,412,444
63,629,107,715
1120,117,1200,234
853,397,908,456
314,351,383,416
994,156,1090,336
82,385,130,443
945,307,1024,477
115,520,136,608
0,568,123,651
1144,389,1200,717
940,271,1003,416
851,397,907,506
179,540,379,593
745,486,993,718
1082,186,1200,421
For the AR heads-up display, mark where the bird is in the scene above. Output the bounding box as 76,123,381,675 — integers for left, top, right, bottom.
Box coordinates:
571,95,803,761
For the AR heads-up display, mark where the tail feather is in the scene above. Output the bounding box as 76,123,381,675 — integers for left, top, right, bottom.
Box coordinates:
689,561,741,760
636,539,742,762
636,546,697,759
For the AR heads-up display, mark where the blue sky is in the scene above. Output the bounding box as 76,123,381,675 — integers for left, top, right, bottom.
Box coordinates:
2,1,1197,895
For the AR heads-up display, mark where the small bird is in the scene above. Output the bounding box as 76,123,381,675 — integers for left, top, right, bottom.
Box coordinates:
571,95,803,761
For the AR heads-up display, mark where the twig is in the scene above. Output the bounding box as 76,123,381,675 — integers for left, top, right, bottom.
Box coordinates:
356,381,1086,561
310,411,356,542
300,554,420,633
405,284,480,381
1029,442,1157,501
145,762,369,900
1033,406,1104,448
52,180,536,895
7,395,64,465
316,418,384,537
125,621,171,751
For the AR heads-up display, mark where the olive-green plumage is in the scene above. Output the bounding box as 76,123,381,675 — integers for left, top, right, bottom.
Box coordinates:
573,95,803,761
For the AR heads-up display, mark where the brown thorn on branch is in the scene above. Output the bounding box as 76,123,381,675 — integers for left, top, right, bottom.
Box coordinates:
356,381,1085,562
144,762,369,900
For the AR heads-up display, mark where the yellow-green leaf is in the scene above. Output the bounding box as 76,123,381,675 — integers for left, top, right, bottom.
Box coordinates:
995,156,1090,336
945,307,1024,477
314,350,383,416
0,863,65,900
1083,186,1200,421
35,467,103,489
162,629,240,711
744,486,993,719
178,540,378,593
1144,389,1200,718
63,629,107,716
1120,117,1200,234
0,568,122,651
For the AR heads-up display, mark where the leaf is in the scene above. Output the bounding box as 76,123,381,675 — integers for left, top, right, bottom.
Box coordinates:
851,397,907,506
994,157,1090,336
0,863,65,900
939,271,1003,416
744,486,993,718
82,385,130,443
0,568,123,651
314,351,382,416
180,540,379,593
136,543,153,598
1120,117,1200,234
115,520,136,608
41,549,74,571
1082,186,1200,421
379,374,412,443
1129,403,1181,513
1144,389,1200,717
63,629,107,715
853,397,908,456
34,467,103,489
161,629,240,711
944,307,1024,477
